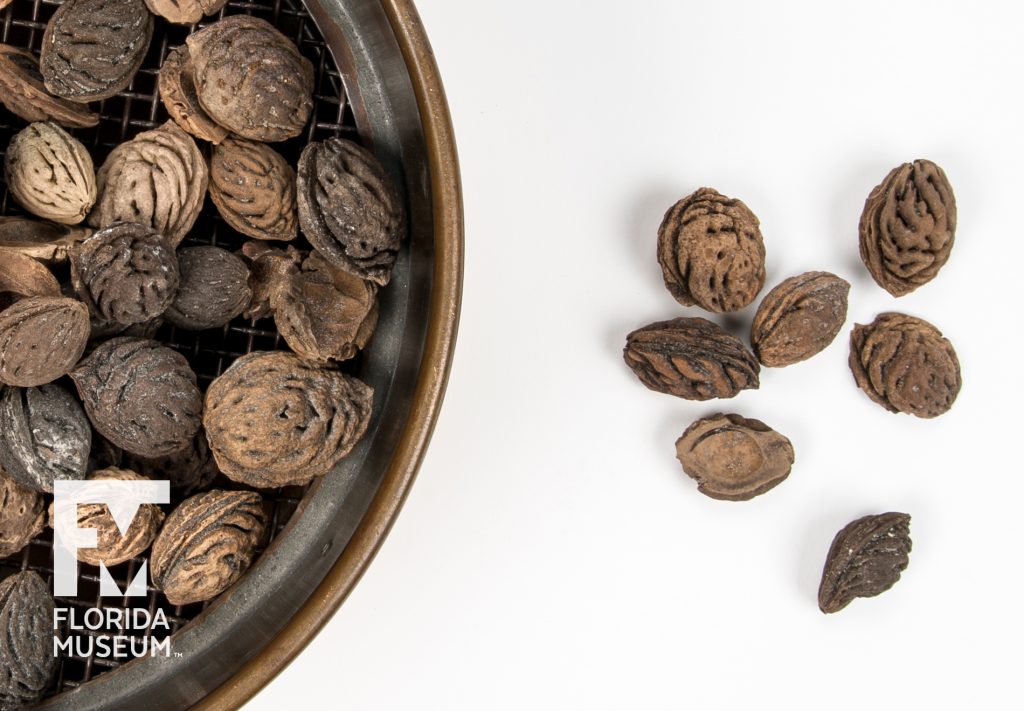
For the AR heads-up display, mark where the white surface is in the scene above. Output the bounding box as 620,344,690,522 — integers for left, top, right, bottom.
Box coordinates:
250,1,1023,709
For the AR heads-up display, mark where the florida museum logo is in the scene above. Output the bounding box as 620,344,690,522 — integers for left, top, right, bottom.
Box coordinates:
50,479,175,659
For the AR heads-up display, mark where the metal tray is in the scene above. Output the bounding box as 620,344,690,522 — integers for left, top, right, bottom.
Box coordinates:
0,0,461,707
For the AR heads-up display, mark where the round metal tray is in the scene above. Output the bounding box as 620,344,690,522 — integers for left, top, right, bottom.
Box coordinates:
0,0,461,707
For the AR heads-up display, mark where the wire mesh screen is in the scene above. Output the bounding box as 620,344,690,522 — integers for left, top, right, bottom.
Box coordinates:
0,0,361,699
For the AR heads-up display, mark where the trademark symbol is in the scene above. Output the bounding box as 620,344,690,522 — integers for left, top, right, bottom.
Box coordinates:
174,652,183,658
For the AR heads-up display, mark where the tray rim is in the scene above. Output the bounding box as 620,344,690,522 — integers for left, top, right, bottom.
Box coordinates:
191,0,462,706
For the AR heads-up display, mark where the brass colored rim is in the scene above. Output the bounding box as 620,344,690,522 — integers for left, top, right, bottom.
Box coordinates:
193,0,463,706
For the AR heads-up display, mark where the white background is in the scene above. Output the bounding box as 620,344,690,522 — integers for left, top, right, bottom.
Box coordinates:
251,1,1023,709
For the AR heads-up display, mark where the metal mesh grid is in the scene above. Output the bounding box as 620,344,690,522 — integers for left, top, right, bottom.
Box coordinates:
0,0,361,698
